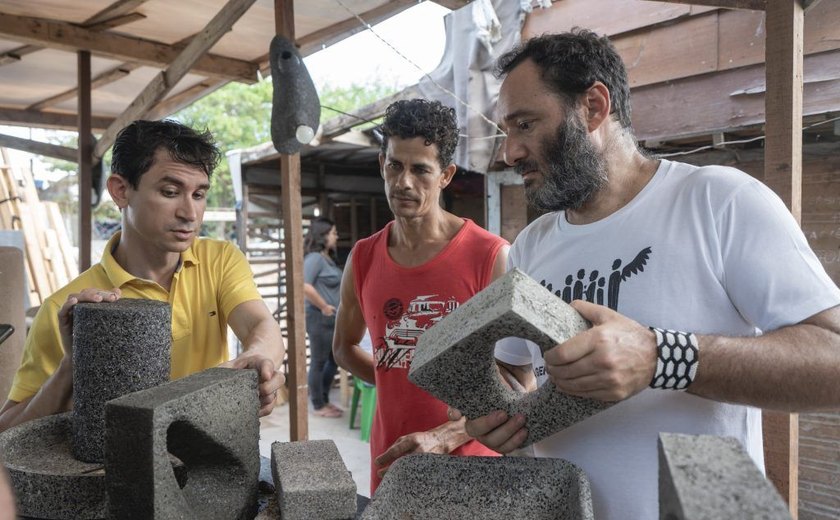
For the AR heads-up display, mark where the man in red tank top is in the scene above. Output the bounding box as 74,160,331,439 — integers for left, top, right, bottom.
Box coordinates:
333,99,530,494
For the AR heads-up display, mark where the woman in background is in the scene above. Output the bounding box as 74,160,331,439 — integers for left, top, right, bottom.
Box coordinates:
302,217,343,418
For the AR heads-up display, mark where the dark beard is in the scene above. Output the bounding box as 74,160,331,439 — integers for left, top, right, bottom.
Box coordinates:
517,115,607,212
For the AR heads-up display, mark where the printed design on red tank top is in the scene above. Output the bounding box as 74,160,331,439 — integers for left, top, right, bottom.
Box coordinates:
375,294,459,370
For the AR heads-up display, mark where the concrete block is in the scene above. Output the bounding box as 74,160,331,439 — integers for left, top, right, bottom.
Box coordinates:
409,268,610,446
271,439,356,520
105,367,260,520
0,246,26,404
362,453,593,519
72,298,171,462
0,412,107,519
658,433,791,520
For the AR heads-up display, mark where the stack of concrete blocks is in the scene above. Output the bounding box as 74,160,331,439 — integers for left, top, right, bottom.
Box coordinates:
409,268,610,445
362,453,593,519
0,246,26,402
0,298,173,519
0,412,107,519
105,367,260,519
271,439,357,520
72,299,171,462
658,433,791,519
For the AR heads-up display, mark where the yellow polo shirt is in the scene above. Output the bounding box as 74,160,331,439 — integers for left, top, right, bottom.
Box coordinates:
8,232,262,402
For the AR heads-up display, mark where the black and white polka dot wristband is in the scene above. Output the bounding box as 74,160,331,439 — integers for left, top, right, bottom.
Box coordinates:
649,327,698,390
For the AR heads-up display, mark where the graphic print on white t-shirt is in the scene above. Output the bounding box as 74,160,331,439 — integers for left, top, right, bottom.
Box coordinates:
538,246,652,309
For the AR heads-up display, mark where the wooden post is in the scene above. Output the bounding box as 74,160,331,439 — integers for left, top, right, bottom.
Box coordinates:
762,0,803,516
275,0,307,441
77,50,92,271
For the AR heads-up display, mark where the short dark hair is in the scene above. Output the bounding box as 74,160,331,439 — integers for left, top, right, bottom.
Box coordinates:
110,119,221,188
496,29,632,129
379,99,459,168
305,217,335,254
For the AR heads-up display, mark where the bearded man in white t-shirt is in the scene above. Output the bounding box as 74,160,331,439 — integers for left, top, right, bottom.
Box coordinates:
464,29,840,519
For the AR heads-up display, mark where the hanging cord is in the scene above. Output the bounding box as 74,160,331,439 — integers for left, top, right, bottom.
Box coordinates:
330,0,507,140
658,115,840,158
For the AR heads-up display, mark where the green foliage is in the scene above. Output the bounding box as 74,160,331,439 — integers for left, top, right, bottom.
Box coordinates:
173,78,398,210
319,81,398,128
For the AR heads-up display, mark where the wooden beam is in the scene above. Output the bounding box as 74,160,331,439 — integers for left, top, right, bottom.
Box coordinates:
762,0,803,517
296,0,417,56
82,12,146,32
93,0,258,159
144,79,227,120
27,62,141,111
275,0,308,443
0,134,78,162
0,44,44,66
78,50,93,271
655,0,766,9
0,12,257,83
0,108,113,131
83,0,151,26
0,10,144,68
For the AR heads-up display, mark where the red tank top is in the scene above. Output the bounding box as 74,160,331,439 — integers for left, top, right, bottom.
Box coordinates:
352,218,508,493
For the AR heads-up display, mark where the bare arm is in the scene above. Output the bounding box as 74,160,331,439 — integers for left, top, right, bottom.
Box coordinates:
225,299,286,416
303,283,335,317
544,301,840,412
332,255,375,384
689,305,840,410
0,288,120,433
491,244,510,281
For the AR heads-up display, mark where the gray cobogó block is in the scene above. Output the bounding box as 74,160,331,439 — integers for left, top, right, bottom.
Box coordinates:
105,367,260,520
408,268,611,446
658,433,791,520
73,298,171,463
362,453,593,520
271,439,356,520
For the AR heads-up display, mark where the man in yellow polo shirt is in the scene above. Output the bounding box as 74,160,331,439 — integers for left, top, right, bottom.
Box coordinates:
0,119,285,432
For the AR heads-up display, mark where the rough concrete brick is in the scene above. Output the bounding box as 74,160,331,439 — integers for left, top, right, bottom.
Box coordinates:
105,367,260,520
72,299,171,462
271,439,357,520
658,433,791,520
0,412,107,519
408,268,609,446
361,453,593,519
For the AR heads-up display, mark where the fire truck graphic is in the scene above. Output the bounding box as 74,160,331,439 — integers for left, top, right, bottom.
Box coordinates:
376,294,458,370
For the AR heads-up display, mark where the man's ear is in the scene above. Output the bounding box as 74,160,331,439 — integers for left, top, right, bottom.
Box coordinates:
107,174,130,210
378,153,386,178
439,163,457,189
581,81,611,132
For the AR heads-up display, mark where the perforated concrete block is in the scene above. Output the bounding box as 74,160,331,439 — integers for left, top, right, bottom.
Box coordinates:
362,453,593,519
72,298,171,462
658,433,791,520
409,268,609,446
271,439,356,520
105,368,260,520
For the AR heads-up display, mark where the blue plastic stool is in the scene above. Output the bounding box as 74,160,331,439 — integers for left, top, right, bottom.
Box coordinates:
349,376,376,442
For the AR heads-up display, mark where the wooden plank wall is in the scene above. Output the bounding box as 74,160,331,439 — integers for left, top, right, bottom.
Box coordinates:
522,0,840,142
0,148,78,307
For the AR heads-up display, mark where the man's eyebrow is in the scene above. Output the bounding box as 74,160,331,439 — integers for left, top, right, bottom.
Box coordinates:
501,109,537,124
157,175,211,191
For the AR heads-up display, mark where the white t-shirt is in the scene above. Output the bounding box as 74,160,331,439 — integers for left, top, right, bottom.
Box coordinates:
495,159,840,520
